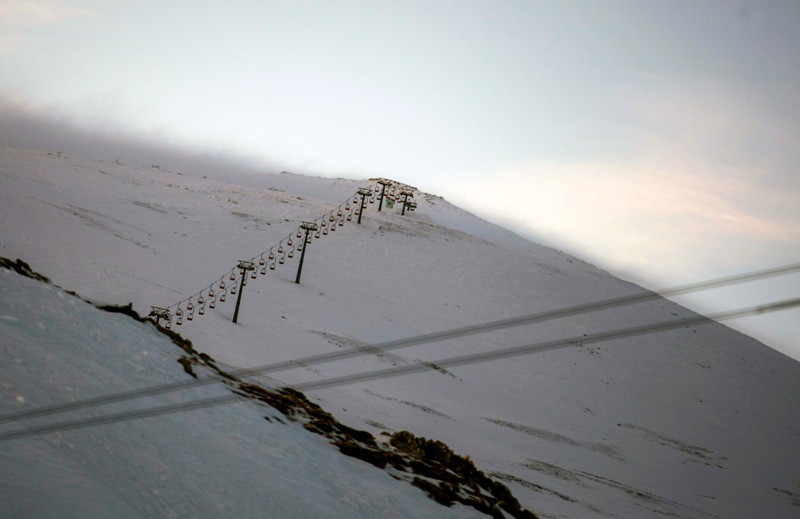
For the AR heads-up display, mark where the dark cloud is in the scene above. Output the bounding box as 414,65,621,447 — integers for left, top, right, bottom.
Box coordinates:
0,96,289,185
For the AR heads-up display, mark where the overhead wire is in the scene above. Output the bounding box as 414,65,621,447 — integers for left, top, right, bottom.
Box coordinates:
4,261,798,426
1,262,798,430
2,296,798,443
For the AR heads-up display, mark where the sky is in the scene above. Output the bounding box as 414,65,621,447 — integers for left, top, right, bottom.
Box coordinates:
0,0,798,359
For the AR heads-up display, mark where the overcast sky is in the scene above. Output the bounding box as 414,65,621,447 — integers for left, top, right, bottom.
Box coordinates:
1,0,798,359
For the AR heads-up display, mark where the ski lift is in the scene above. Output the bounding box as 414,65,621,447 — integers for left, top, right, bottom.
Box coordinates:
279,255,285,265
198,295,205,305
165,320,171,330
251,270,257,279
315,230,321,239
296,230,302,239
297,242,303,251
288,238,293,247
270,261,276,270
220,291,227,302
199,305,205,316
329,215,335,222
175,306,183,317
306,235,312,244
187,312,194,321
330,223,336,231
268,251,275,260
337,209,343,217
209,289,215,298
338,217,344,226
346,213,352,221
278,245,284,254
231,285,237,295
259,257,266,266
260,265,266,275
219,280,226,290
187,301,194,312
229,272,236,281
209,299,216,309
288,249,294,258
345,202,351,210
323,227,328,235
176,316,183,326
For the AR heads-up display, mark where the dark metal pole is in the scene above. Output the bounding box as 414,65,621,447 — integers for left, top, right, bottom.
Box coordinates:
401,192,410,215
295,228,311,284
232,267,247,324
377,182,387,211
357,189,369,224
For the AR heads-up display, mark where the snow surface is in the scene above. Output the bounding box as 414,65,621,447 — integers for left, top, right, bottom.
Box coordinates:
0,269,477,519
1,145,799,518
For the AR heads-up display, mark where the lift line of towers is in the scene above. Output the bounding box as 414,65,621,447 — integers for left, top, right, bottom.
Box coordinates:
149,179,417,327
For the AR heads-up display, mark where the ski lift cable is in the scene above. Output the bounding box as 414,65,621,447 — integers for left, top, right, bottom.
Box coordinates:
2,262,797,427
161,184,379,314
1,296,797,443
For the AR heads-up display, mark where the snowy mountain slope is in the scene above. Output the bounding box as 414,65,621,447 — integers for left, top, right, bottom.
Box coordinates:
0,267,483,519
1,145,799,518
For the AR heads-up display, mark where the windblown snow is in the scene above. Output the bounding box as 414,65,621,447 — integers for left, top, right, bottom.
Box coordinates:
1,145,799,518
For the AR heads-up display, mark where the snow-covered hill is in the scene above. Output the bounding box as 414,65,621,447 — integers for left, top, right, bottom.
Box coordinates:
1,145,799,518
0,264,486,519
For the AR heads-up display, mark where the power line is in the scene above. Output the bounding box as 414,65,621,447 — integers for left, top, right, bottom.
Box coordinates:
1,297,798,443
2,261,798,427
294,297,800,392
